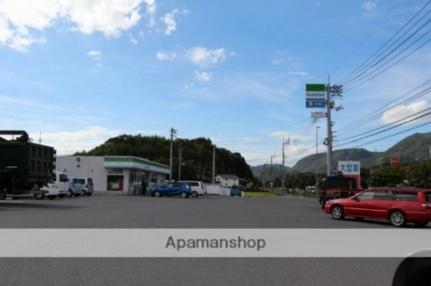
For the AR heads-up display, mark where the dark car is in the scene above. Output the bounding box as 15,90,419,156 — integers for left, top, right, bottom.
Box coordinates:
151,182,191,198
324,188,431,227
230,186,241,197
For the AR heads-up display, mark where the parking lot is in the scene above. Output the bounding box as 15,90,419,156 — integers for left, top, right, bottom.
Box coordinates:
0,193,420,285
0,193,419,228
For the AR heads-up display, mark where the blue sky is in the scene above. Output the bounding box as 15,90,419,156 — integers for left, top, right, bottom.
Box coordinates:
1,0,430,166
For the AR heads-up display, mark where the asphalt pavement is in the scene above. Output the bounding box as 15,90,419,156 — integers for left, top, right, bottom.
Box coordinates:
0,193,413,228
0,194,422,285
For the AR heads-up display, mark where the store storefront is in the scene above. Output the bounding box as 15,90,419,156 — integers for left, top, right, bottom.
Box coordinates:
56,156,169,192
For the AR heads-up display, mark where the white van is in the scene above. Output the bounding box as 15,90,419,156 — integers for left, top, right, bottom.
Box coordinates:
54,171,69,198
178,181,207,197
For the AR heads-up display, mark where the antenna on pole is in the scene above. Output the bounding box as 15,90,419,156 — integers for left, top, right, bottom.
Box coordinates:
39,131,42,144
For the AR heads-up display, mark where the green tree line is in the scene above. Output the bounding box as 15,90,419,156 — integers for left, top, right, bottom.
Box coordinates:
76,134,254,182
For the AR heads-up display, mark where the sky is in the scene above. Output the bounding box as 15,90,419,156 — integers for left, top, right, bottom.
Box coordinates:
1,0,430,167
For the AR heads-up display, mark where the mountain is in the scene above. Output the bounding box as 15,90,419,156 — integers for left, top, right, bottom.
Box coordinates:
251,164,292,182
76,135,254,181
293,132,431,172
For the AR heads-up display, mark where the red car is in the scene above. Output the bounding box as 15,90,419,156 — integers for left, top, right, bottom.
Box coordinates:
324,188,431,227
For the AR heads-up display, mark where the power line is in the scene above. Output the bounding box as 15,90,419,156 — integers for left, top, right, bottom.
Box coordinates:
340,120,431,150
336,106,431,143
335,108,431,148
336,81,431,135
338,0,431,85
344,34,431,91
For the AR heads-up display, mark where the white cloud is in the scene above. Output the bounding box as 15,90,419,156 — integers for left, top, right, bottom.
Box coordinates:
362,1,377,16
87,50,101,58
156,51,176,61
381,100,430,124
87,50,102,67
0,0,156,52
129,33,138,45
186,47,226,67
195,71,211,82
161,9,178,35
32,126,119,155
143,0,156,27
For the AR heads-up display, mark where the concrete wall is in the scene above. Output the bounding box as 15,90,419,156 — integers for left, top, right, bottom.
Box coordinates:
56,156,107,192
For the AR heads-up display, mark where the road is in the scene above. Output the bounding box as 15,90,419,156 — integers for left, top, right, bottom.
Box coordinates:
0,193,416,228
0,194,420,285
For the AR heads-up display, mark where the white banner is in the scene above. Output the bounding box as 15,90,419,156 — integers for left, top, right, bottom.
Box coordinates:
0,229,430,257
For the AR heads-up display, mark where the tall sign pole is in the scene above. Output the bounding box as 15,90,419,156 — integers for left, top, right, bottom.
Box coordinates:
306,80,342,177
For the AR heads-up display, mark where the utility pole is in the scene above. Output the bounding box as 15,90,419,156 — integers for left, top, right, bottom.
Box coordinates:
212,144,216,184
178,147,182,181
315,126,320,154
325,76,333,176
324,76,343,176
281,138,289,189
270,154,275,187
169,127,177,181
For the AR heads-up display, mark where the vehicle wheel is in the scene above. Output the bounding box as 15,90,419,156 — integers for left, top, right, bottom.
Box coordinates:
331,205,344,220
154,191,161,197
87,193,93,197
59,194,65,198
414,221,428,228
0,190,6,200
48,196,55,200
68,190,73,197
34,192,45,200
191,191,198,198
390,210,407,227
180,192,188,198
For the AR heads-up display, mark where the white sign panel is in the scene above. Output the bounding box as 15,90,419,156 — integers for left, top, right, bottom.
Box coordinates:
338,161,360,175
311,112,327,119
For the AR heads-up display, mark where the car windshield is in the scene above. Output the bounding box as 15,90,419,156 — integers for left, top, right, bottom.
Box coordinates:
59,174,68,182
356,192,374,201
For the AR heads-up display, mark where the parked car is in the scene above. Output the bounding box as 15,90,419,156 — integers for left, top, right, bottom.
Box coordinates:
68,178,83,197
178,181,206,197
76,177,94,196
151,182,191,198
305,185,316,193
230,186,241,197
324,188,431,227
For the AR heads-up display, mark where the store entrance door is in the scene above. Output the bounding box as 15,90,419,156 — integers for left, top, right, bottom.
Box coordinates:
107,175,124,191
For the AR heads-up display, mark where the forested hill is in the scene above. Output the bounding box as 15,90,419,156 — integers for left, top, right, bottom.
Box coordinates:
293,132,431,172
76,135,254,181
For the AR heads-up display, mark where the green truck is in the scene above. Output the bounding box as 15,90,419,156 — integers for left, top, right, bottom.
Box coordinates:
0,130,56,199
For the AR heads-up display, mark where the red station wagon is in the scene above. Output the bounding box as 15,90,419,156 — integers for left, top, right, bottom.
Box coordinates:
324,188,431,227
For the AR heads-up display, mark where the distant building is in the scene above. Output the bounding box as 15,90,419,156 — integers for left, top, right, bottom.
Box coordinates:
56,156,169,193
215,174,239,187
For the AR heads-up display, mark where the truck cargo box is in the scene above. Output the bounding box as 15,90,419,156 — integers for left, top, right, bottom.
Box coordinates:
0,131,55,197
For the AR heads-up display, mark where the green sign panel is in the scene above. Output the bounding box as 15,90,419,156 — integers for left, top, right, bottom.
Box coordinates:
305,83,326,108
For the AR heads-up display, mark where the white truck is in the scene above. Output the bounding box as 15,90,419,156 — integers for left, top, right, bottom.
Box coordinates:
54,171,69,198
